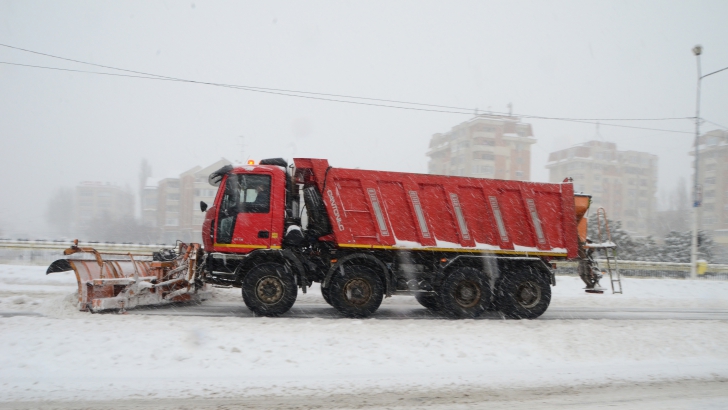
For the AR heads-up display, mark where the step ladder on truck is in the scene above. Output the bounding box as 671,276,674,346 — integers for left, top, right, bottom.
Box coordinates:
579,207,622,294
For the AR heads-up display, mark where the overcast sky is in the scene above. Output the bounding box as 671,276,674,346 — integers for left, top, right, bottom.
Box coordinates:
1,0,727,237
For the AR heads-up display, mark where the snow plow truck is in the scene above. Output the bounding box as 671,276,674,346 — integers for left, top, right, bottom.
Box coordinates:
48,157,596,319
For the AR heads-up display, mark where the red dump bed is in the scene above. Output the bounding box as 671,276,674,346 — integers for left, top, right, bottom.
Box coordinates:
295,158,579,259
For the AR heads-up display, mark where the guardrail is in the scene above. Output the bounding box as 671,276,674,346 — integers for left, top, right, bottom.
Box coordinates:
0,240,171,266
2,240,728,280
553,259,728,280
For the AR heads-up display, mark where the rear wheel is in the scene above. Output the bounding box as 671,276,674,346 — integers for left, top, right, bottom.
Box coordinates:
439,267,491,318
242,262,298,316
415,293,442,312
497,267,551,319
329,265,384,318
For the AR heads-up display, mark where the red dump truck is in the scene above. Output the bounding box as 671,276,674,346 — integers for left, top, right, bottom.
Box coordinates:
48,157,593,318
197,157,592,319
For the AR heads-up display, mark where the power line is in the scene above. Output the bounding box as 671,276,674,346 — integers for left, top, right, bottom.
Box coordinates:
703,119,728,130
1,60,694,135
0,61,479,116
0,43,694,123
0,50,696,134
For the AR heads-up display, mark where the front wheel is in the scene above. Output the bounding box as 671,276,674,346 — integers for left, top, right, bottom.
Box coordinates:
321,285,333,306
496,267,551,319
328,265,384,318
241,262,298,316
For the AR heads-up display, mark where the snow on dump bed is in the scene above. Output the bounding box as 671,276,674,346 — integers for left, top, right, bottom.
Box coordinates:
1,264,728,402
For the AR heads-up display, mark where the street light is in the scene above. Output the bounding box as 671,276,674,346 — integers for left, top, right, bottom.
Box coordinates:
690,45,702,280
690,45,728,279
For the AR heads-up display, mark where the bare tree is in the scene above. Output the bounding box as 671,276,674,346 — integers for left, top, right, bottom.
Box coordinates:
653,177,689,237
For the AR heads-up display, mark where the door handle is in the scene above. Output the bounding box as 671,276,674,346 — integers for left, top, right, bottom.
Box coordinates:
258,231,270,238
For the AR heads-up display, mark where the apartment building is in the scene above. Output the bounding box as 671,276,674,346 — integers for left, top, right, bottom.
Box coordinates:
546,140,658,236
427,115,536,180
155,177,181,244
179,159,232,243
694,129,728,254
148,158,232,244
74,182,134,231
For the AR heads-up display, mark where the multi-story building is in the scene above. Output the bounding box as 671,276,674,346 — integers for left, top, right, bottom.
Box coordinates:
151,158,231,244
74,182,134,231
156,177,181,244
179,158,231,243
546,140,658,236
427,115,536,180
694,129,728,258
141,182,158,229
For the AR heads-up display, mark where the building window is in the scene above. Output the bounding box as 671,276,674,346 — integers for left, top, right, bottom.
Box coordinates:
195,189,217,197
472,165,494,175
472,124,496,133
167,193,180,200
473,137,495,146
515,171,524,178
472,151,494,160
705,177,716,185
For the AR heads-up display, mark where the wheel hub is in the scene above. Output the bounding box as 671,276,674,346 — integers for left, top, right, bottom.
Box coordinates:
454,280,481,308
256,276,284,304
343,279,372,306
515,281,541,308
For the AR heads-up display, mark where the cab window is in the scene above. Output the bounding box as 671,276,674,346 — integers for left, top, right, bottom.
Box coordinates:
222,174,271,214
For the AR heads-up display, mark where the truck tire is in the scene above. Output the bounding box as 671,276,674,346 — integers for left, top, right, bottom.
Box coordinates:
439,267,492,318
497,267,551,319
328,265,384,318
321,286,332,306
415,293,442,312
242,262,298,317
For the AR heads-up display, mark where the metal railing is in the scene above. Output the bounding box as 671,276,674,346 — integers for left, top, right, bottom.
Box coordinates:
2,240,728,281
554,259,728,280
0,240,169,266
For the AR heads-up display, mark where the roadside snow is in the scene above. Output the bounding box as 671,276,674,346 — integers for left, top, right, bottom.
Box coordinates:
1,264,727,402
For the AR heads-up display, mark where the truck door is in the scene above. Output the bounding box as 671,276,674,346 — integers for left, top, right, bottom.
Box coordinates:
215,173,273,250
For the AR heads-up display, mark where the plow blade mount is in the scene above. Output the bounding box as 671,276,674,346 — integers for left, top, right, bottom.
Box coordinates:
46,241,210,312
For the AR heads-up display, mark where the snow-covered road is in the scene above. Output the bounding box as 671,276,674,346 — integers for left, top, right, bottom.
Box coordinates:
1,264,727,408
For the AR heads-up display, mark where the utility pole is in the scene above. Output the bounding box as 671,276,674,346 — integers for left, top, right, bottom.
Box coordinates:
690,45,702,280
689,46,728,278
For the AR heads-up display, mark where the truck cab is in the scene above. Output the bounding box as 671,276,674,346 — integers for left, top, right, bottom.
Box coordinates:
202,163,288,253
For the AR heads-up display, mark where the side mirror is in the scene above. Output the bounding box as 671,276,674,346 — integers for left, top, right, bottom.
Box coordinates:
200,201,208,213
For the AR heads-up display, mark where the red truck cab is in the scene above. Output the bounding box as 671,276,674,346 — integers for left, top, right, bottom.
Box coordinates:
202,164,288,253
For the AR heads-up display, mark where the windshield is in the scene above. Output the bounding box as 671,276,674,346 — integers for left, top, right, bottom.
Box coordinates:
221,174,271,214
